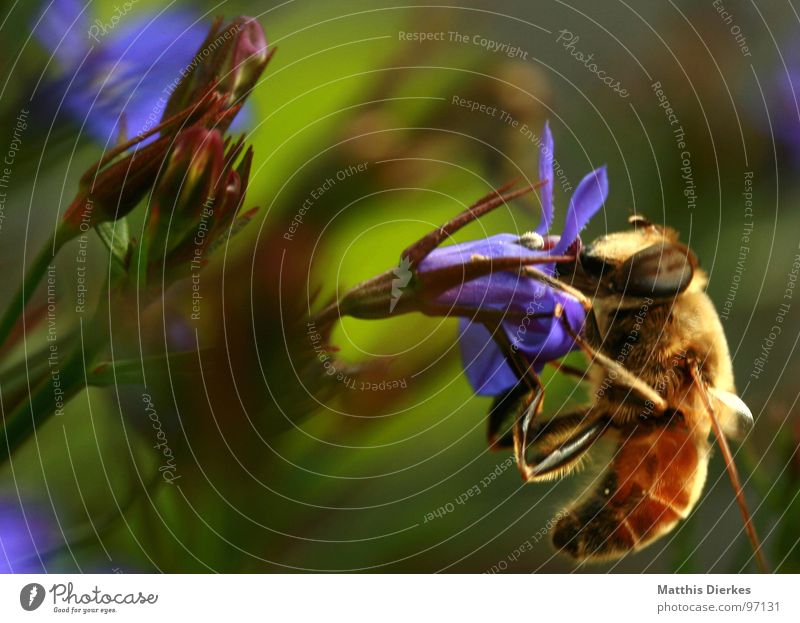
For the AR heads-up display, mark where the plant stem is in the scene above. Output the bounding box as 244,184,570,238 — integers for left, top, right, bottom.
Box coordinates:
0,317,105,465
0,228,70,351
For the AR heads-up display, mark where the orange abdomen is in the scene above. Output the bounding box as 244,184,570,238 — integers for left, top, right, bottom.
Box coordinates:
552,421,708,561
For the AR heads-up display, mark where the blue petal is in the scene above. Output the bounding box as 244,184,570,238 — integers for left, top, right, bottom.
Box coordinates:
513,292,585,363
456,286,585,396
0,500,51,573
434,269,555,312
52,10,210,147
536,121,554,235
553,166,608,255
419,233,543,274
34,0,90,67
459,319,518,396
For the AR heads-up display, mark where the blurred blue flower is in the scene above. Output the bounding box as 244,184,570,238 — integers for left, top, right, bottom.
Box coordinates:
0,499,52,573
773,58,800,161
420,122,608,396
34,1,243,147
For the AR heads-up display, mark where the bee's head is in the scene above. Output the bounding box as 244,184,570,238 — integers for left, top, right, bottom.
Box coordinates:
567,215,699,300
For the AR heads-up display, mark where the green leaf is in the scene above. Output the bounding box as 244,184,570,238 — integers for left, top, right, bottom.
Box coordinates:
95,219,131,275
88,351,203,387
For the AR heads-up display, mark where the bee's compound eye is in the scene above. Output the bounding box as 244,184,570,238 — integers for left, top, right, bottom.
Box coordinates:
612,242,695,297
579,251,611,279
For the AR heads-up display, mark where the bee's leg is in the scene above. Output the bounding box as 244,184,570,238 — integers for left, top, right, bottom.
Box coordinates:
553,303,668,415
522,409,607,481
689,363,768,573
482,319,543,478
487,377,606,480
417,258,576,325
514,265,665,412
483,321,605,481
546,360,588,381
418,253,577,300
420,303,552,325
487,385,527,449
470,260,663,415
521,266,593,311
401,180,543,265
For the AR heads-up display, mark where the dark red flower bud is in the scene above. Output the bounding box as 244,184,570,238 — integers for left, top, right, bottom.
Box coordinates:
61,134,172,237
145,127,225,258
143,128,255,276
58,91,231,242
223,18,270,107
162,16,272,128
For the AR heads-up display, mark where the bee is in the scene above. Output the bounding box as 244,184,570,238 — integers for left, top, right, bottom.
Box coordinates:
317,177,765,568
486,215,764,568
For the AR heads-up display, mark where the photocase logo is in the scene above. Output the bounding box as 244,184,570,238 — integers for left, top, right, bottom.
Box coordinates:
390,255,413,313
20,583,45,611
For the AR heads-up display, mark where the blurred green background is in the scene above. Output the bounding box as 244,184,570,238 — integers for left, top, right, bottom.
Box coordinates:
1,0,799,572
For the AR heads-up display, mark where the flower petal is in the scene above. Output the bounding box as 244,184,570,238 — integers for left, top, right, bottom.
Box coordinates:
513,292,585,363
536,121,554,235
35,0,90,67
459,319,518,396
553,166,608,255
419,233,543,274
47,10,210,147
457,288,585,396
0,499,52,573
434,268,556,313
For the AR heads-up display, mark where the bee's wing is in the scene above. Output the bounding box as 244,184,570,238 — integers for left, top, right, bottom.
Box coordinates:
708,387,754,438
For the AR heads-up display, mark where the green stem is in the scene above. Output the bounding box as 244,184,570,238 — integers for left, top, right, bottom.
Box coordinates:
0,328,79,384
0,357,54,418
0,315,105,465
0,226,72,351
88,350,201,387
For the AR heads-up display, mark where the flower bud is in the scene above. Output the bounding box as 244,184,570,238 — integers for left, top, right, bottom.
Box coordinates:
58,90,231,243
162,16,271,126
223,18,270,107
146,127,224,258
144,128,255,276
61,135,173,237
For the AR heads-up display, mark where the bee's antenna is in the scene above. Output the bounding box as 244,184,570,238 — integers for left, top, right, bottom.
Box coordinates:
690,365,769,573
400,179,545,266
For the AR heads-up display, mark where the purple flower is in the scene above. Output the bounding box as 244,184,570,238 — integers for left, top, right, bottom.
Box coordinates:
0,499,52,573
34,1,247,147
420,122,608,396
772,56,800,161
